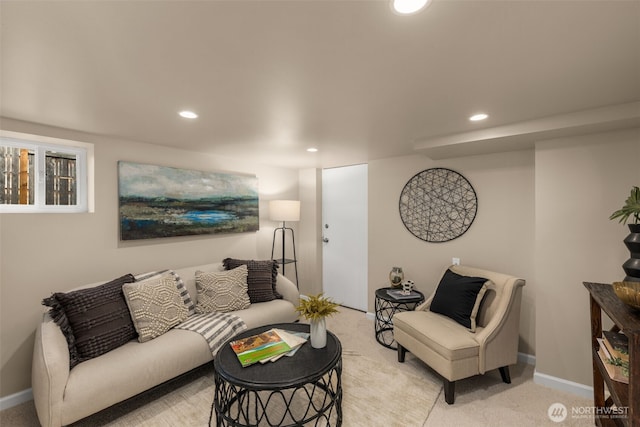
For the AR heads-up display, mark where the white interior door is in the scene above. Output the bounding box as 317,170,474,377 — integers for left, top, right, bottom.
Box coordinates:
322,164,367,311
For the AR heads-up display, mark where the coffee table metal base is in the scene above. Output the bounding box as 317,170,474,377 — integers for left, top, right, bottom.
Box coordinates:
213,362,342,426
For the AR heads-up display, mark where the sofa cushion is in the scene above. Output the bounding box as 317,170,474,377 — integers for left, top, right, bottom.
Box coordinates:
393,310,480,361
429,269,491,332
42,274,137,368
222,258,282,302
195,265,251,313
134,270,195,316
123,272,190,343
62,327,213,425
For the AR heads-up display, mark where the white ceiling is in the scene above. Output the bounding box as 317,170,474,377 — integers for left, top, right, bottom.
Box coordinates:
1,0,639,169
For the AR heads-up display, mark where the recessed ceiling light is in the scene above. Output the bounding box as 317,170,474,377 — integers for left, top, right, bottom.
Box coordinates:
469,113,489,122
307,148,318,153
391,0,431,15
179,110,198,119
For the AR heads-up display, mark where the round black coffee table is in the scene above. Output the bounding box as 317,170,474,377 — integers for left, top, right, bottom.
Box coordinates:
211,323,342,427
375,287,425,349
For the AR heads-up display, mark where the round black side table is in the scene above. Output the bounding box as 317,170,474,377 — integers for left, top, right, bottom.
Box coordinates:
212,323,342,427
374,287,425,350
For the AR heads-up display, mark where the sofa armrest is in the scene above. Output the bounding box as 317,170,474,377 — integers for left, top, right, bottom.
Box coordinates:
275,273,300,307
416,295,433,312
475,278,525,374
32,312,69,427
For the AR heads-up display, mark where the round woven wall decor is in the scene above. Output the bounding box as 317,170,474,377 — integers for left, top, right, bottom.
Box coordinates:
399,168,477,243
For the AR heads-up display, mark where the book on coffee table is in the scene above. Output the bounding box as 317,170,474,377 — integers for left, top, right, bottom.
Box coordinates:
230,329,292,367
259,329,309,364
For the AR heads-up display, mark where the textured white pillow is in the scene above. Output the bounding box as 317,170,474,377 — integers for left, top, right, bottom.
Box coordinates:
133,269,195,316
195,265,250,314
123,272,190,342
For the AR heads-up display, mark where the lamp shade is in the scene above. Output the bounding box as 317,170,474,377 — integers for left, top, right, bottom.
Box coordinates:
269,200,300,222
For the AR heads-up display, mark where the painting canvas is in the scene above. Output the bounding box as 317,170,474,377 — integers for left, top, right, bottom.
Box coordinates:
118,162,259,240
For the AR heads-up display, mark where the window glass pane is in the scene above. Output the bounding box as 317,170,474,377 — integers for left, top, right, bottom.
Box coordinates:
1,133,91,213
1,146,34,205
45,151,77,205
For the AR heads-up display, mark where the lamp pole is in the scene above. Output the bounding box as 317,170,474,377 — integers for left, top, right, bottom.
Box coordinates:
281,221,287,275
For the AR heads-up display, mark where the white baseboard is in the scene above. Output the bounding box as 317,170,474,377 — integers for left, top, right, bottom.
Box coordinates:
365,311,375,321
518,352,536,365
534,370,593,399
0,388,33,411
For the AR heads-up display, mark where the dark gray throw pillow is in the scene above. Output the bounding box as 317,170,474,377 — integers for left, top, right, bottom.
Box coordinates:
42,273,137,368
429,269,489,331
222,258,282,303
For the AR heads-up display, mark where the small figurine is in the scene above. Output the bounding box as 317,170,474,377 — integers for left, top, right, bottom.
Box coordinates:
402,280,415,294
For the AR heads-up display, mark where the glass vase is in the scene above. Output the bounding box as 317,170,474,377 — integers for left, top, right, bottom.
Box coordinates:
389,267,404,288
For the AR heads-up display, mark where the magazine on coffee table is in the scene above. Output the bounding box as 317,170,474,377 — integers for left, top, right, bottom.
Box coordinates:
230,329,293,367
259,329,310,364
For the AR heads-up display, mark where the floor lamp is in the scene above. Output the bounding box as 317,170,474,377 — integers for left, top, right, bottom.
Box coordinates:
270,200,300,288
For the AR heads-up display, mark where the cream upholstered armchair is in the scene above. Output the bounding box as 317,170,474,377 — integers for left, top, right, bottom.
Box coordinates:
393,265,525,404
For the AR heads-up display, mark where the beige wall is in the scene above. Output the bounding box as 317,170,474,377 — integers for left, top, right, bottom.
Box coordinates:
368,128,640,388
368,150,536,355
534,128,640,386
297,168,323,297
0,119,299,397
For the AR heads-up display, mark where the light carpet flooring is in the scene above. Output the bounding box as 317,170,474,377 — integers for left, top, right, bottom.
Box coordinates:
2,307,596,426
26,351,437,427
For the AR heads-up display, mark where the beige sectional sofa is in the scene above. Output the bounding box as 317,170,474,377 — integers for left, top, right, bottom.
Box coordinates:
32,262,300,427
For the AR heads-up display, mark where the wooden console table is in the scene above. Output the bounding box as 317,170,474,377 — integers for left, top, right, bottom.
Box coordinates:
584,282,639,427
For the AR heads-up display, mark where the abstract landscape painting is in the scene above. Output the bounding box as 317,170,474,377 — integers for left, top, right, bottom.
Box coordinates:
118,162,259,240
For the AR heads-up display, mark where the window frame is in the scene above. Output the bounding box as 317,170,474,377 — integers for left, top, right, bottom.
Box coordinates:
0,131,94,213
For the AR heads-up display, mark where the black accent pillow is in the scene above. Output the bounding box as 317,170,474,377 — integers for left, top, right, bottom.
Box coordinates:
430,269,489,331
42,274,137,368
222,258,282,303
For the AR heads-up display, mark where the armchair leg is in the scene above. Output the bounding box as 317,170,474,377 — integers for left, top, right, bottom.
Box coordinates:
444,379,455,404
499,366,511,384
397,343,406,363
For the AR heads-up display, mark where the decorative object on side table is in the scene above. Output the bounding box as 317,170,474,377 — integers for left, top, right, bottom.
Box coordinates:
609,185,640,282
389,266,405,288
295,293,339,349
613,281,640,310
402,280,415,293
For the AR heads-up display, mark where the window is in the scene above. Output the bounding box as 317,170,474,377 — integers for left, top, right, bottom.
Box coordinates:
0,132,93,213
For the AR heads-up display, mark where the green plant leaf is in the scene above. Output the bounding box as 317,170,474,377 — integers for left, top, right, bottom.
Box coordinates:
295,293,340,321
609,186,640,224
